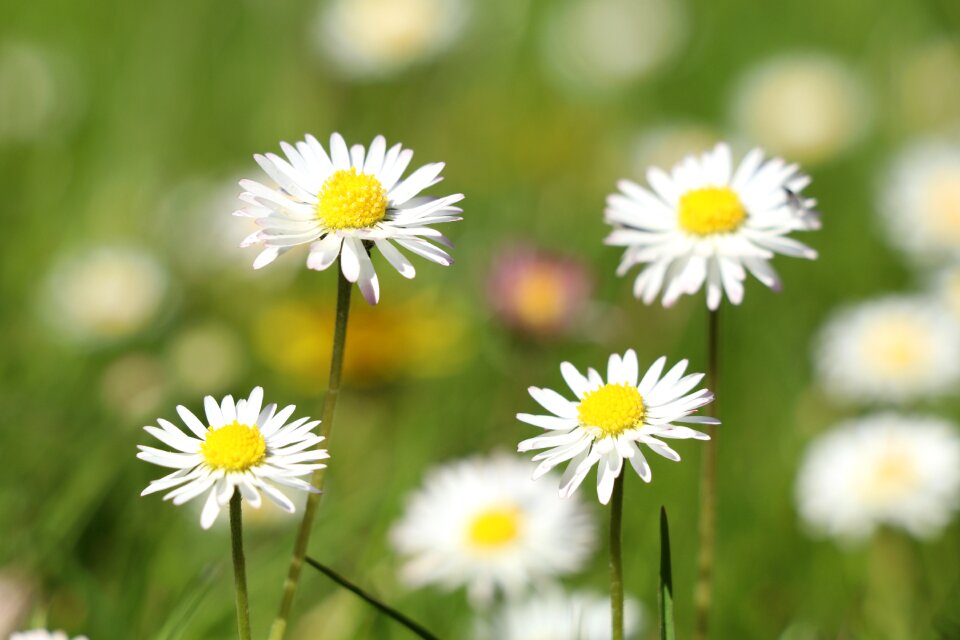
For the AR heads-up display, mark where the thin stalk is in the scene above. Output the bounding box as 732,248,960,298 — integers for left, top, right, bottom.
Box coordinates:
304,557,439,640
229,493,252,640
270,267,353,640
694,308,721,640
610,473,625,640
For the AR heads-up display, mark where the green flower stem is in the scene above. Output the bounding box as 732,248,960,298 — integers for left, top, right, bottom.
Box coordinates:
229,493,252,640
270,266,353,640
610,473,625,640
694,308,721,640
304,557,439,640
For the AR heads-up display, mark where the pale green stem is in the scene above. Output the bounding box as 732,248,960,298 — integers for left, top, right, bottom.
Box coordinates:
269,266,352,640
694,308,720,640
610,473,625,640
229,493,252,640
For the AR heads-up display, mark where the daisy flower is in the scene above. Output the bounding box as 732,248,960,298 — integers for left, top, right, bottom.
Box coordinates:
879,139,960,262
604,143,819,310
932,258,960,321
236,133,464,304
40,245,169,345
389,453,596,606
478,588,643,640
10,632,88,640
731,53,871,165
795,413,960,540
487,245,593,339
316,0,470,79
814,296,960,404
137,387,327,529
517,349,716,504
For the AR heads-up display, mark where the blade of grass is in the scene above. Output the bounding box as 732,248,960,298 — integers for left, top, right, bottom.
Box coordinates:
304,556,439,640
152,564,221,640
659,506,676,640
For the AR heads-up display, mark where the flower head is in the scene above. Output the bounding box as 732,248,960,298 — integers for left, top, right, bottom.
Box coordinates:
517,350,715,504
605,143,818,310
137,387,327,529
237,133,464,304
814,296,960,404
479,588,644,640
389,453,596,606
316,0,469,79
487,245,592,339
796,413,960,541
731,53,871,164
10,632,88,640
40,245,169,345
880,140,960,262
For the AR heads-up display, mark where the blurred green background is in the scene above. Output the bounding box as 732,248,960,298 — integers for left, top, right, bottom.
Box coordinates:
2,0,960,637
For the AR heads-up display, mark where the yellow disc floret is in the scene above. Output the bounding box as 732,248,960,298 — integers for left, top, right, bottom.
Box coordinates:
578,383,646,437
678,186,747,236
201,422,267,472
467,505,522,549
316,168,388,230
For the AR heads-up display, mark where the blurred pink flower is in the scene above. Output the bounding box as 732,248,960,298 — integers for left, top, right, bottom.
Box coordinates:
487,246,592,339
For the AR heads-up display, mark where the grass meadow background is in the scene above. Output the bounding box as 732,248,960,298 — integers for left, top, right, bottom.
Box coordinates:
2,0,960,637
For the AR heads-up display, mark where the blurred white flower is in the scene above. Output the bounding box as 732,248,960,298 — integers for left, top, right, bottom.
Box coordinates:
731,53,871,165
168,322,245,394
815,296,960,404
158,177,297,283
796,413,960,540
40,245,170,345
390,453,597,606
630,123,719,177
931,259,960,321
100,352,168,419
478,588,643,640
10,632,88,640
316,0,469,79
0,42,83,143
0,570,34,639
517,350,715,504
541,0,686,94
605,143,819,310
880,140,960,262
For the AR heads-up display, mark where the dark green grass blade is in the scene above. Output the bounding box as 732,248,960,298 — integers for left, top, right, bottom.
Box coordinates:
659,506,676,640
305,556,439,640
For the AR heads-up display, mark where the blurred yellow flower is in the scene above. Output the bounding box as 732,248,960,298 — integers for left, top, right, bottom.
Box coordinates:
255,293,472,389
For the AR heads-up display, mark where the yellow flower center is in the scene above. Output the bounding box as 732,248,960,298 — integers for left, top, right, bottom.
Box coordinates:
201,422,267,472
467,505,521,549
577,383,646,437
678,186,747,236
316,168,388,230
